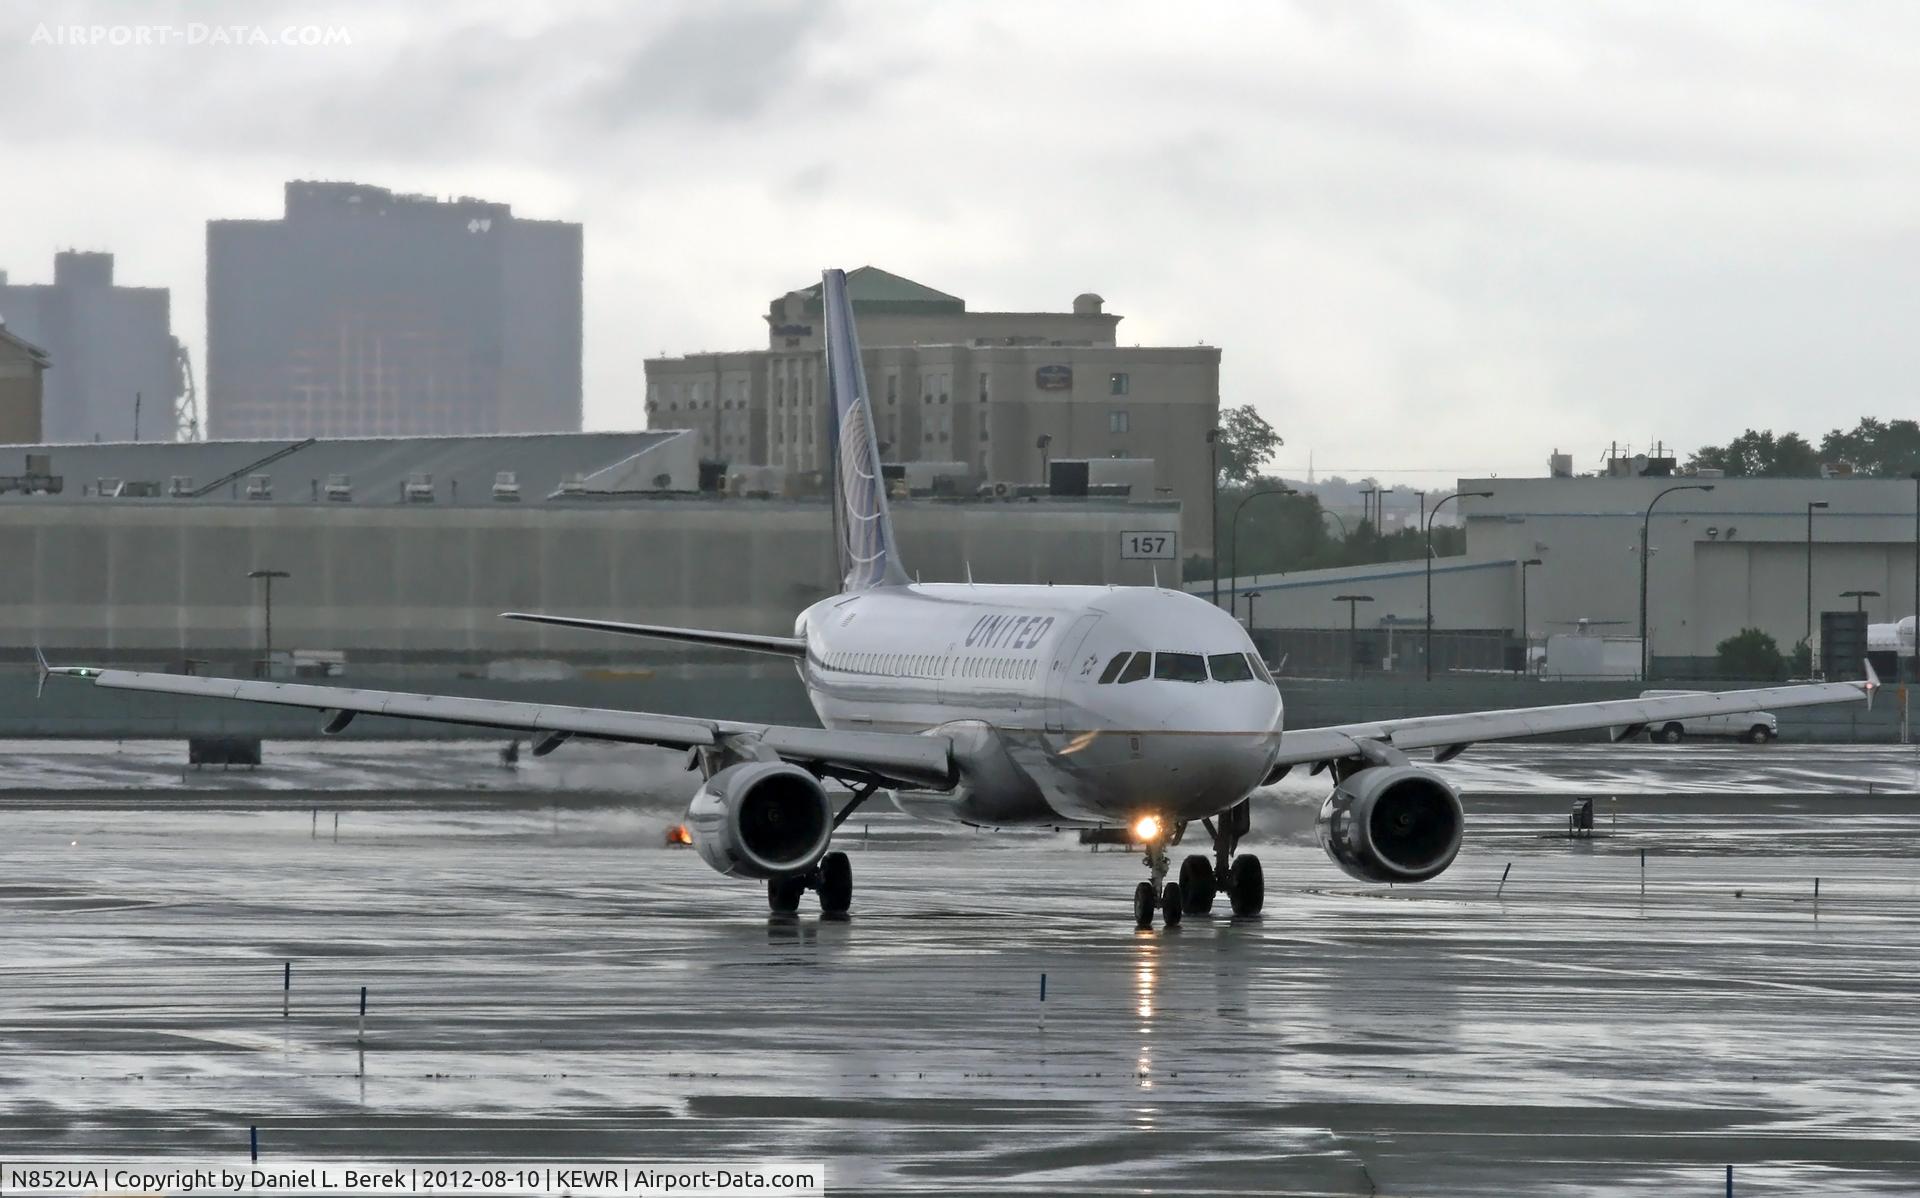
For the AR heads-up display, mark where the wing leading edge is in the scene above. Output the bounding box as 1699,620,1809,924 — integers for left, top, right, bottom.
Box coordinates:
501,612,807,658
53,668,952,790
1271,679,1870,768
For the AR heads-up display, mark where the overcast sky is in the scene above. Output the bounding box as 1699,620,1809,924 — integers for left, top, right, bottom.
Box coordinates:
6,0,1919,484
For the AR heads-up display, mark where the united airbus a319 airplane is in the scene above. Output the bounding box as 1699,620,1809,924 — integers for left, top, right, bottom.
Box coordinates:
48,270,1875,928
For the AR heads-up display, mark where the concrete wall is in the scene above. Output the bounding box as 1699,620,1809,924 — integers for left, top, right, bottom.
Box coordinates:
0,496,1179,659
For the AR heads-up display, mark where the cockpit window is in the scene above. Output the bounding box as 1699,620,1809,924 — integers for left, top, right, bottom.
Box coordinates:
1248,653,1274,684
1097,653,1131,684
1116,652,1151,683
1207,652,1254,682
1153,652,1207,683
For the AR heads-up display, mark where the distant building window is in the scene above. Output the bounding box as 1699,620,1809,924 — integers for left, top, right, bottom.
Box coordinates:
1109,410,1130,434
1110,372,1130,395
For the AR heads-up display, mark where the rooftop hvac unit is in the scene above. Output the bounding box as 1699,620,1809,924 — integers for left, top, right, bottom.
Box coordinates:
245,474,272,500
95,477,124,497
403,472,435,503
169,475,193,497
558,473,588,496
324,473,352,502
492,471,521,501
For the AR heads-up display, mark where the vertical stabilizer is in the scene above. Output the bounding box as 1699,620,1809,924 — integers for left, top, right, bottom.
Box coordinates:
822,268,910,590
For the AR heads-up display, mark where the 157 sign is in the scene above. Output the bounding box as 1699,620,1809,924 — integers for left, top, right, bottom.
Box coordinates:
1120,531,1176,560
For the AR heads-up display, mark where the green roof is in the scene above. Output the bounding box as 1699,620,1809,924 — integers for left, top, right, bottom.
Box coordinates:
792,266,965,316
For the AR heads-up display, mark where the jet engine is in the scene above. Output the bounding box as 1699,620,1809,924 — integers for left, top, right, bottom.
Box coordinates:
686,761,834,880
1316,765,1465,884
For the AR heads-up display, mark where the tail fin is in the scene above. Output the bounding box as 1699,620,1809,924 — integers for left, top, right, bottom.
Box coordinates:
821,268,910,591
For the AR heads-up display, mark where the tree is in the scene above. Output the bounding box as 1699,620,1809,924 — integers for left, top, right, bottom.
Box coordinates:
1214,406,1282,484
1688,430,1821,478
1819,417,1920,476
1715,627,1785,681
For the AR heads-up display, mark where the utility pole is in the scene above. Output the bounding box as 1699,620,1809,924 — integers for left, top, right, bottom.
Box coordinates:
1424,490,1493,681
1806,500,1829,649
248,569,291,677
1519,558,1542,675
1207,428,1220,609
1334,594,1374,679
1638,483,1714,681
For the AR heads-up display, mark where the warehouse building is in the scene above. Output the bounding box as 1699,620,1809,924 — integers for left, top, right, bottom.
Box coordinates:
1209,467,1920,679
0,325,50,444
0,432,1177,667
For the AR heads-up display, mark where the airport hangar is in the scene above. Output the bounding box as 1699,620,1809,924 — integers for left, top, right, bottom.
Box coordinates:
0,432,1181,671
1207,468,1920,679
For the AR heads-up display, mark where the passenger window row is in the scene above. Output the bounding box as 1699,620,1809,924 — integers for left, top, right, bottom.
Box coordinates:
1095,651,1273,685
822,651,1038,681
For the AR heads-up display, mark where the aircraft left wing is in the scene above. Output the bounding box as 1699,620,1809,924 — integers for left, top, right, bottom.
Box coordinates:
44,667,954,790
1272,677,1872,769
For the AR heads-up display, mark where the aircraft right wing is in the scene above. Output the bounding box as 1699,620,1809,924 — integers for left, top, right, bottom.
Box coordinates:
46,666,954,790
1271,677,1873,768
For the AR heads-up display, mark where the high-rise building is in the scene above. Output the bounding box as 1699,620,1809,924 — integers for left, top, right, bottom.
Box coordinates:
645,267,1222,552
207,181,582,439
0,252,181,443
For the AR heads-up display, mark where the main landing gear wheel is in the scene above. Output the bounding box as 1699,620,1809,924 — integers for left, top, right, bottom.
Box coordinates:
1178,854,1217,914
1133,881,1157,929
1657,723,1684,744
1745,725,1773,744
767,876,805,915
816,850,853,918
1227,855,1265,917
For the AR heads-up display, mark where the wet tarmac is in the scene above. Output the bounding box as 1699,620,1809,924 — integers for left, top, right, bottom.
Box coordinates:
2,744,1919,1194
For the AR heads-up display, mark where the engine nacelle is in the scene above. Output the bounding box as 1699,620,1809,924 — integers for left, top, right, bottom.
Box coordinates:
686,761,834,880
1317,765,1465,884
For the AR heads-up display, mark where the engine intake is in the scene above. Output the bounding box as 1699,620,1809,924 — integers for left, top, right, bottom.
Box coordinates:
687,761,834,880
1317,764,1465,884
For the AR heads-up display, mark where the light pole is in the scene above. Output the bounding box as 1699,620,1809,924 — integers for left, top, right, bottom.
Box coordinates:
1244,590,1262,629
1322,509,1348,540
1519,557,1543,675
1912,472,1919,681
1424,490,1493,680
1806,500,1829,646
1358,487,1376,531
1206,428,1220,609
1334,594,1374,678
1036,434,1053,489
1229,485,1298,608
248,568,290,677
1841,589,1880,613
1638,483,1715,681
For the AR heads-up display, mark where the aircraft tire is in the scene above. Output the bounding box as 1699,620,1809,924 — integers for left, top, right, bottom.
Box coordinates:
768,876,805,915
1132,881,1157,929
1160,881,1184,927
1179,855,1216,913
1228,855,1265,917
817,851,853,917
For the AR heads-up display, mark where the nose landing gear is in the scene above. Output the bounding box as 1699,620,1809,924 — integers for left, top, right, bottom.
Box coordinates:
1131,801,1262,927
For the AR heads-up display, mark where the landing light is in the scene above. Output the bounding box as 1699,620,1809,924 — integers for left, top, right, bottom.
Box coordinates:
1132,815,1163,843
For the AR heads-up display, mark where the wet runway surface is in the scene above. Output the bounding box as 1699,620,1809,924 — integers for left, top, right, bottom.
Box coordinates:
3,745,1920,1194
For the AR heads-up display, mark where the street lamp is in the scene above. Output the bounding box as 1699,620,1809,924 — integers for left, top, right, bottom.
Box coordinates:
1206,428,1220,608
1035,433,1053,489
1638,483,1715,681
1806,500,1830,645
1333,594,1374,678
1229,485,1298,608
247,568,291,677
1912,472,1919,682
1519,557,1543,675
1322,508,1349,539
1358,487,1377,531
1244,590,1262,629
1424,490,1494,680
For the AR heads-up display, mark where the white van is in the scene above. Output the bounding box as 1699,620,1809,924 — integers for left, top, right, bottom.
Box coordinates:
1638,690,1778,744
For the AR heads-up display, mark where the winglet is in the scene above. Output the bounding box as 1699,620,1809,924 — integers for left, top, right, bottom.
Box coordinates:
33,646,49,700
1863,657,1880,710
